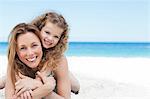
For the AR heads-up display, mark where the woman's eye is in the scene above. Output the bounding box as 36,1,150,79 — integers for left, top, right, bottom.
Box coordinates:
32,44,38,47
20,47,26,50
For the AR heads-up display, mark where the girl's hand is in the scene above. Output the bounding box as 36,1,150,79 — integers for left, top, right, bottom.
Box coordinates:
19,90,32,99
13,90,33,99
15,72,42,96
37,71,56,92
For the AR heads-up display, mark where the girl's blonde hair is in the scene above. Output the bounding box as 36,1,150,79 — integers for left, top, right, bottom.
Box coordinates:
31,11,69,70
8,23,42,85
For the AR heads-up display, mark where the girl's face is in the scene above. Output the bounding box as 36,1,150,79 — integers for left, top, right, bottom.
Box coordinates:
17,32,43,69
40,22,63,49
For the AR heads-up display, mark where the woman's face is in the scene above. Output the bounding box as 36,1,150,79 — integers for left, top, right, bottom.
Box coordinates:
40,22,63,49
17,32,43,69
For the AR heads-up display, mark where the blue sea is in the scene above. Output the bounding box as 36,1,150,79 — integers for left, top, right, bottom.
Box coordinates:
0,42,150,57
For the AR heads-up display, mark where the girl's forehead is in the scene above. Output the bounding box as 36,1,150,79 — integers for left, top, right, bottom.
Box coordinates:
44,22,64,34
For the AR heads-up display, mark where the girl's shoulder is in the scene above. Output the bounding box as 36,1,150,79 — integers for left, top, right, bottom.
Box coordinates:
59,55,67,64
54,55,68,73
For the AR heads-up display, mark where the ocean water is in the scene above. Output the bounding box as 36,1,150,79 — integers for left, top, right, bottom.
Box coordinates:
0,42,150,57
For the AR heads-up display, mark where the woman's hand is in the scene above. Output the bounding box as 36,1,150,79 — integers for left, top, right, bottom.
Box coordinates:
15,72,42,96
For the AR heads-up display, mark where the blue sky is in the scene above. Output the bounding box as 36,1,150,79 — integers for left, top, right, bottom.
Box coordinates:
0,0,149,42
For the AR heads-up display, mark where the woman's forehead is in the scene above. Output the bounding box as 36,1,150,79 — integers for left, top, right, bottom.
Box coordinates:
17,32,41,46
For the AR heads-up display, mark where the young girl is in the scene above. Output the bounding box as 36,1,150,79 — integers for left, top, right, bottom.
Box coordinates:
5,23,56,99
30,11,80,94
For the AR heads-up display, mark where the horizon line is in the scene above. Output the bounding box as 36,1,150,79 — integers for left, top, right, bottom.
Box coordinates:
0,41,150,43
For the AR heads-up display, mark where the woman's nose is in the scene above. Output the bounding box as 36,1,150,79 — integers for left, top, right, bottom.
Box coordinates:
27,48,34,56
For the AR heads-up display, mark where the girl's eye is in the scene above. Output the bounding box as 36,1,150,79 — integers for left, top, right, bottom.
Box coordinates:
45,31,50,34
54,36,59,39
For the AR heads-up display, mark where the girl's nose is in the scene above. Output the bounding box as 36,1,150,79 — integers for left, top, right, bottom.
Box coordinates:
48,36,54,43
49,39,54,43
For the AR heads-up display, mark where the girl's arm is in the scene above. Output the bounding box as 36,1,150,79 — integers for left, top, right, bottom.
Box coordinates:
30,72,56,99
54,56,71,99
32,56,71,99
15,72,55,98
15,56,71,99
44,56,71,99
15,73,43,96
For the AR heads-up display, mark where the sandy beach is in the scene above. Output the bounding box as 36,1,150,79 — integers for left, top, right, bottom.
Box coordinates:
0,55,150,98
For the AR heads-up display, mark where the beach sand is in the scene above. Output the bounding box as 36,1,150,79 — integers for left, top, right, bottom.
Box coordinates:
0,55,150,98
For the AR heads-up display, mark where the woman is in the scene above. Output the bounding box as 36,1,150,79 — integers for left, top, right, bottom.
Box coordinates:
5,23,56,99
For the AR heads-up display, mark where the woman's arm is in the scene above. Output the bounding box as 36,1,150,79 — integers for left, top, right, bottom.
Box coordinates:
5,66,15,98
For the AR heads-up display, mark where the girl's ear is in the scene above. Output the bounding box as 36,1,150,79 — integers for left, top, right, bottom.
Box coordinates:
62,36,68,44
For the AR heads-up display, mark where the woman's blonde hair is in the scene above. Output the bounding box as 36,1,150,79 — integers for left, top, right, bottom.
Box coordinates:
8,23,42,85
31,11,69,70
